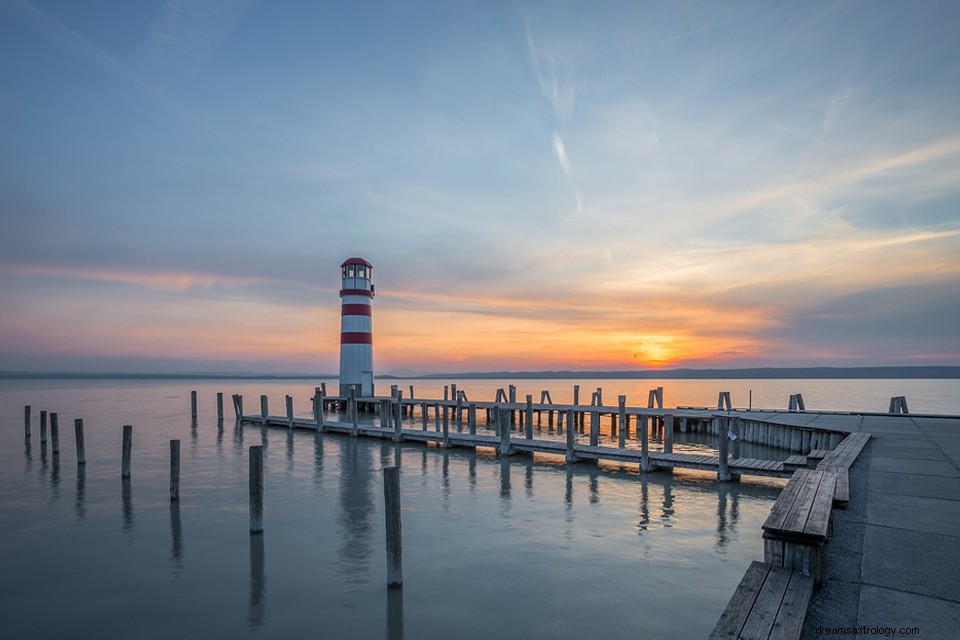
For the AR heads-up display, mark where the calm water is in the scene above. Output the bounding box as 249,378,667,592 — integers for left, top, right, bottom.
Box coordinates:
0,377,955,639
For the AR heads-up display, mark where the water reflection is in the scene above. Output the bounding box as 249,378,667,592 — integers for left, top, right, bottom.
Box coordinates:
441,452,450,511
589,471,599,505
286,430,295,473
661,483,675,527
637,479,650,533
75,465,86,521
499,458,511,516
468,453,477,492
248,534,266,628
169,502,183,580
337,438,372,584
121,478,135,543
524,464,533,500
49,453,61,506
386,586,404,640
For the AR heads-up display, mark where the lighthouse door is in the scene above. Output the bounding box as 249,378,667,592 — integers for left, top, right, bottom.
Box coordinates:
362,371,374,396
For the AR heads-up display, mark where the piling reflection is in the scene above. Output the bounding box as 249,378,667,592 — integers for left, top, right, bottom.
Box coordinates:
121,477,135,542
588,470,599,505
286,430,295,473
468,452,477,492
524,463,533,499
49,454,61,506
386,586,404,640
337,438,372,584
661,481,675,527
499,458,511,516
75,465,85,521
441,452,450,510
169,501,183,580
717,483,729,551
248,534,266,629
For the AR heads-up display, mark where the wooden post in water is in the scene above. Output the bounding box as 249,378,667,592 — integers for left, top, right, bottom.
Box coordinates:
717,418,732,482
589,409,599,447
74,419,86,465
235,394,244,421
121,425,133,478
249,445,264,533
24,406,31,442
383,466,403,588
394,400,403,442
565,408,578,463
170,439,180,501
731,417,741,458
499,408,511,456
663,414,674,454
260,395,268,425
50,412,60,455
217,392,224,423
456,392,464,433
191,390,198,423
618,396,627,448
316,390,325,431
468,403,477,435
525,395,533,440
421,402,428,430
350,388,359,436
285,395,294,429
380,399,390,428
640,413,654,472
442,405,450,448
40,410,47,444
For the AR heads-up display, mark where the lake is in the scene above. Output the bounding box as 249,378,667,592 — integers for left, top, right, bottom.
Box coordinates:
1,377,956,639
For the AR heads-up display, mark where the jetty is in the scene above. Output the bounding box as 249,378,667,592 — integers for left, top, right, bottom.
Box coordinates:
221,384,958,639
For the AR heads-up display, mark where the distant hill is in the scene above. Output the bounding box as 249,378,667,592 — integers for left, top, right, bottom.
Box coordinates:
2,366,958,380
379,366,960,380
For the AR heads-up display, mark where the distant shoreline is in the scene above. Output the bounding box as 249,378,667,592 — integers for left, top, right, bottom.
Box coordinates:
2,366,958,380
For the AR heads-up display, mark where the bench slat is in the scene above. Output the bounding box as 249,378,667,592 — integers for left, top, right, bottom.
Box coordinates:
768,571,815,640
709,561,770,640
777,470,822,536
739,564,792,639
802,472,836,538
762,469,807,532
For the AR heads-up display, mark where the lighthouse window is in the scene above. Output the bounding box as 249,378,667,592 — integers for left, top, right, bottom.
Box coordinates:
346,265,355,277
357,266,367,278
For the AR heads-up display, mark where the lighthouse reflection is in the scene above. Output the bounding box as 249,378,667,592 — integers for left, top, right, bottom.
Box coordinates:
337,438,373,584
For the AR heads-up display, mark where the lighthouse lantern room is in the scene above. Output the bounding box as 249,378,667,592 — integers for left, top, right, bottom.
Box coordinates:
339,257,375,397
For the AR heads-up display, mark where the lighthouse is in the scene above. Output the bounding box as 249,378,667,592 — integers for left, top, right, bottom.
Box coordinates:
339,257,375,397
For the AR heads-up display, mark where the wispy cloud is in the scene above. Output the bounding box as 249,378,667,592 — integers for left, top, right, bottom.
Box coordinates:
0,0,232,141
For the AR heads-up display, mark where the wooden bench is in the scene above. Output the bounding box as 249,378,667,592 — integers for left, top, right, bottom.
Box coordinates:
817,432,870,508
709,561,814,640
762,468,836,586
806,449,830,460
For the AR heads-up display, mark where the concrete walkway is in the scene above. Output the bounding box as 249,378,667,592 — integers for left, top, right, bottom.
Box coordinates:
802,415,960,638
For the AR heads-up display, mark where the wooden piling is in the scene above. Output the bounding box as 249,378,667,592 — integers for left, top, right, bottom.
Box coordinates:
50,412,60,454
191,390,198,422
260,395,268,425
640,414,653,472
525,395,533,440
217,392,224,423
618,396,627,448
350,388,359,436
456,392,463,432
442,405,450,448
468,403,477,435
663,414,674,454
236,395,244,421
589,410,599,447
565,408,578,463
730,417,741,458
394,400,403,442
383,466,403,588
170,439,180,501
717,418,732,482
421,402,428,430
499,408,511,456
40,410,47,444
24,405,31,441
249,445,264,533
74,419,86,465
285,395,294,429
121,425,133,478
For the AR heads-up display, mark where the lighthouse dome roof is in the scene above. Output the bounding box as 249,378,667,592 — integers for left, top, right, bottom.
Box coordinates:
341,257,373,268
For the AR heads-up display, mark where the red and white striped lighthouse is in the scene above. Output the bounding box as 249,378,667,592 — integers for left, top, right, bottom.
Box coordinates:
339,257,375,397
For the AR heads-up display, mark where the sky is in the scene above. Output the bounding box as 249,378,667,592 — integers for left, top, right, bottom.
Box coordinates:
1,0,959,375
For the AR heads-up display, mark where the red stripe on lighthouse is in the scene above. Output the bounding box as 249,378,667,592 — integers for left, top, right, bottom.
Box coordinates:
341,304,372,316
340,332,373,344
